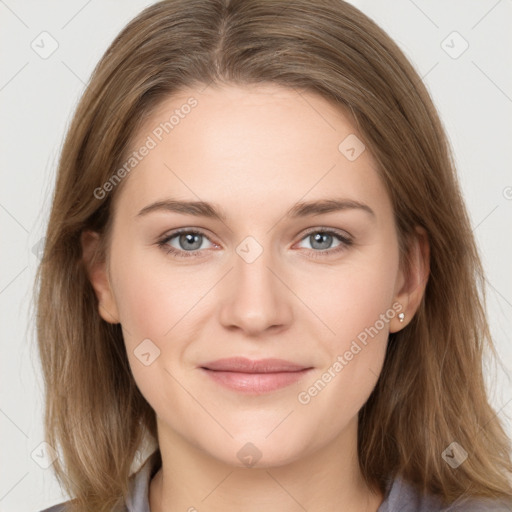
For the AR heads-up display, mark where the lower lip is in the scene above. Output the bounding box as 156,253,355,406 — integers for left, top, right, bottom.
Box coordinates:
201,368,312,394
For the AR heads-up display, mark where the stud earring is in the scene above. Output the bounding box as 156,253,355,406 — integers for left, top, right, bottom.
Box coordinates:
398,312,405,323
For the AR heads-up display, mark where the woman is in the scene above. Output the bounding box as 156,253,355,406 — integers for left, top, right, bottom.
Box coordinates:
36,0,512,511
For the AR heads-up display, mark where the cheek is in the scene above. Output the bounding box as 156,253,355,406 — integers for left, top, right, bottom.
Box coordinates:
110,245,196,341
111,230,399,362
291,274,394,446
295,244,398,408
109,247,214,393
109,248,193,410
302,250,399,348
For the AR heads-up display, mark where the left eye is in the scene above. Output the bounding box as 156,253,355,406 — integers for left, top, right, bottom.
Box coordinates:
297,230,350,251
157,229,352,259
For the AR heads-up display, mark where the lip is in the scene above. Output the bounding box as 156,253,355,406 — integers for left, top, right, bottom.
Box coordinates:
201,357,310,373
200,357,313,394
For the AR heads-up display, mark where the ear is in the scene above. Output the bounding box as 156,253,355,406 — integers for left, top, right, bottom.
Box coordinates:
389,226,430,333
81,230,120,324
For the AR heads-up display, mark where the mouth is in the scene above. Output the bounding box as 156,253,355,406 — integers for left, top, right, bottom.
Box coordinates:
199,357,313,394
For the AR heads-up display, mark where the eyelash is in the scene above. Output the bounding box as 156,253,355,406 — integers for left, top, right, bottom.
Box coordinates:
157,228,353,260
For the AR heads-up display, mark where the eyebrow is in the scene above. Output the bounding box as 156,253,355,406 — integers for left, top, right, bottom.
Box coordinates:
136,197,375,221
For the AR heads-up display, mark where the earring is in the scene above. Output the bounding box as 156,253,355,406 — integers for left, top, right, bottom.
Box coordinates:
398,312,405,323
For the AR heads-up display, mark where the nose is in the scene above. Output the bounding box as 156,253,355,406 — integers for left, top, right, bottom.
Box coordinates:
218,244,294,336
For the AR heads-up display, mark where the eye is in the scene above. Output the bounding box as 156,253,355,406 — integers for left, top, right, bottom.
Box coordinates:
295,228,353,258
157,227,353,259
157,229,216,258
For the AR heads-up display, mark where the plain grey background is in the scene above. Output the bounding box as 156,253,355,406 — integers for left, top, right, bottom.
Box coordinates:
1,1,511,510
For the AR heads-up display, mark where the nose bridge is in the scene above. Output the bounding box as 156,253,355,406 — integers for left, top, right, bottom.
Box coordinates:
218,235,292,334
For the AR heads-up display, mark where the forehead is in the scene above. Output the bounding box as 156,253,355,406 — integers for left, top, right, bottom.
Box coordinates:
113,83,390,222
134,82,358,153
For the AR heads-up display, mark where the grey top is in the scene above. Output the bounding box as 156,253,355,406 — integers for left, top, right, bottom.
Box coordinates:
39,450,512,511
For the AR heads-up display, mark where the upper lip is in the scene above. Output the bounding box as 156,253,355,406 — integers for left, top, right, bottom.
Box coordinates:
201,357,311,373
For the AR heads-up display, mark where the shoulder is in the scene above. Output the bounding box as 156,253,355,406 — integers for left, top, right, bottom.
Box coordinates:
37,450,161,512
379,475,512,512
444,494,512,511
38,503,72,512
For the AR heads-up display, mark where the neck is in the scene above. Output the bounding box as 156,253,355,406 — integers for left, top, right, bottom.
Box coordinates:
149,416,384,512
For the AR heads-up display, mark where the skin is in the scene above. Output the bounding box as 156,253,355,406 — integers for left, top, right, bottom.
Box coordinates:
82,83,429,512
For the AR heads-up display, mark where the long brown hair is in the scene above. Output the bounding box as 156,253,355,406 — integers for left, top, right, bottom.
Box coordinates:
34,0,512,510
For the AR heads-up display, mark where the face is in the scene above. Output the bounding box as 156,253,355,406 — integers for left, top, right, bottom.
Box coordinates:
87,83,413,468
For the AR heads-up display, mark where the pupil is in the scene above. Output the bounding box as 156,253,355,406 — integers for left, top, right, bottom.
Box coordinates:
181,233,201,250
312,232,331,250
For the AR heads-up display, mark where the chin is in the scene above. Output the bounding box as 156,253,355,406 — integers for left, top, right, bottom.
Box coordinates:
201,432,310,470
